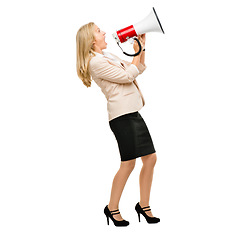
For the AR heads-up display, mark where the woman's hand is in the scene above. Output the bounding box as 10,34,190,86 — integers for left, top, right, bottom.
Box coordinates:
132,34,146,68
133,38,142,53
138,34,146,48
133,34,146,53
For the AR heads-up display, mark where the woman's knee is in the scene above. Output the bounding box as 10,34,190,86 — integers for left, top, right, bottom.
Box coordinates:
120,159,136,172
141,153,157,168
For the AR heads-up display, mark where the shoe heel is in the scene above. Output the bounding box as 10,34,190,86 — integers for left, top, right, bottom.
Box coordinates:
135,202,160,224
104,205,129,227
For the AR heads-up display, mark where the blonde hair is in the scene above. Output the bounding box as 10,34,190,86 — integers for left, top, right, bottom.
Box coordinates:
76,22,95,87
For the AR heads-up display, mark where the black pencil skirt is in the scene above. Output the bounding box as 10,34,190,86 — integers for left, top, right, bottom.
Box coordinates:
109,111,156,161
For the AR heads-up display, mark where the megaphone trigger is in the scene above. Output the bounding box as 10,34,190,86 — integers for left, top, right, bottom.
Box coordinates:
127,38,134,44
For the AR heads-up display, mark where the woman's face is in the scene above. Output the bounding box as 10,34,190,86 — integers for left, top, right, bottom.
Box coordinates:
93,25,107,52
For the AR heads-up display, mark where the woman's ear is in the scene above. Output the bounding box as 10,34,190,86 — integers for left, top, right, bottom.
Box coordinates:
91,42,95,49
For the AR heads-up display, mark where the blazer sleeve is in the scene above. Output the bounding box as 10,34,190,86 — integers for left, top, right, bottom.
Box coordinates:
110,53,147,75
89,57,139,84
122,60,147,75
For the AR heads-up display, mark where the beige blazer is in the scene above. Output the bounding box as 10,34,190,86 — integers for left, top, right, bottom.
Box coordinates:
89,52,146,121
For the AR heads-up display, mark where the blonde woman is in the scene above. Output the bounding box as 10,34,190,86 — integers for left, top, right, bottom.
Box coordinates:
76,22,160,226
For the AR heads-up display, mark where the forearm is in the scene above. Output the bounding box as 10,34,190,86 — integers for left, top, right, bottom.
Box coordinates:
131,54,141,68
131,51,145,68
140,50,145,65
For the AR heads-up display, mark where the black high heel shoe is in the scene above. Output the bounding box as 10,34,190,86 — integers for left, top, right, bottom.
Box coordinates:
135,202,160,224
104,205,129,227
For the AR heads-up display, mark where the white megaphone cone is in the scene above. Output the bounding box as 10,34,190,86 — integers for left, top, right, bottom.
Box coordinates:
112,7,164,56
134,8,164,35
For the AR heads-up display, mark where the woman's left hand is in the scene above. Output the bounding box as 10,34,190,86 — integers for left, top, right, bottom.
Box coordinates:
138,34,146,48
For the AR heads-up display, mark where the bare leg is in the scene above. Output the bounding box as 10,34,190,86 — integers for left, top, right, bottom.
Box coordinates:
108,159,136,220
139,153,157,217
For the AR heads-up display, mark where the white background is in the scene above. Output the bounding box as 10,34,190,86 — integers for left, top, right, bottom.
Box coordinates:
0,0,247,239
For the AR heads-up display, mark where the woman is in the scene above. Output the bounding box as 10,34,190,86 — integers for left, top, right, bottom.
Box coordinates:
76,22,160,226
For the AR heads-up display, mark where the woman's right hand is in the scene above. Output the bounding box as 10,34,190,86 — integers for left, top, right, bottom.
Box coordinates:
132,35,144,67
133,36,144,54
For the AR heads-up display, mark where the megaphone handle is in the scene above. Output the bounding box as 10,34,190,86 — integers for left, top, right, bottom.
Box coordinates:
117,38,142,57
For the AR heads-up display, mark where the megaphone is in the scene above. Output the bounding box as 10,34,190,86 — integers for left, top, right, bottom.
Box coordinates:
112,7,164,56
